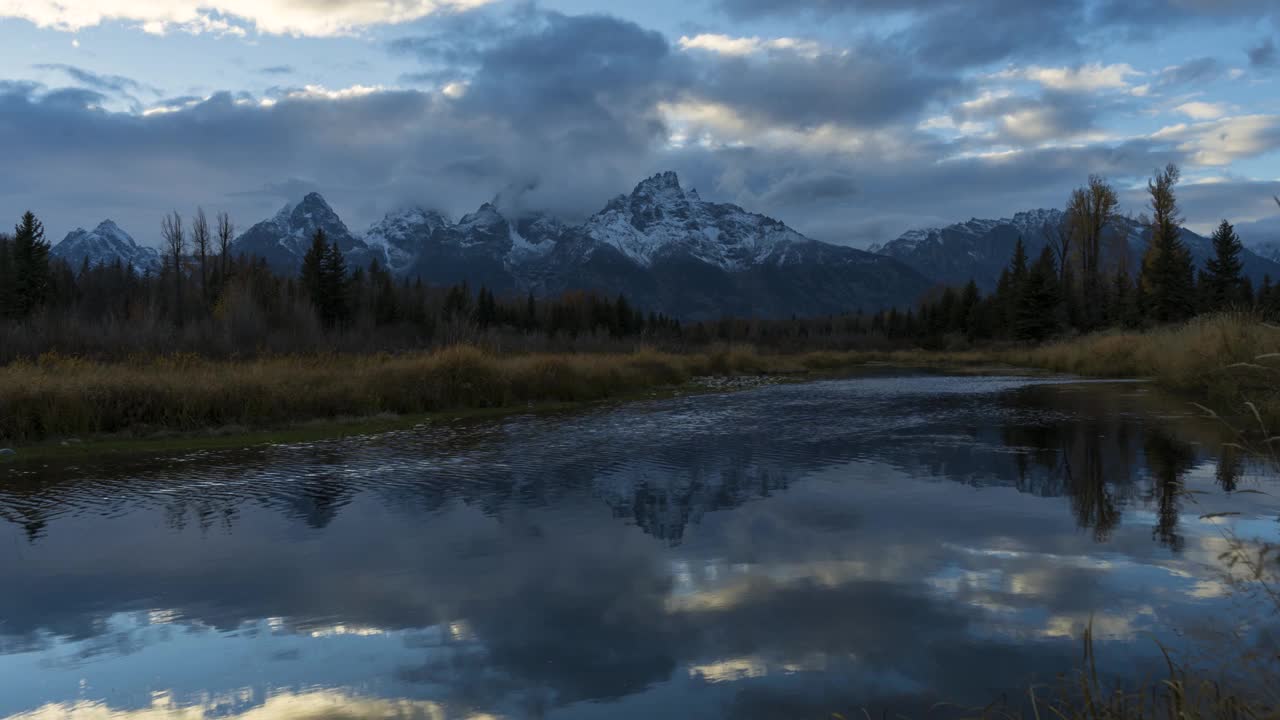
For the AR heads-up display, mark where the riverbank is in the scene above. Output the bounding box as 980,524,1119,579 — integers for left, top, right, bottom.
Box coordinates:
0,345,847,452
1005,313,1280,437
2,314,1275,456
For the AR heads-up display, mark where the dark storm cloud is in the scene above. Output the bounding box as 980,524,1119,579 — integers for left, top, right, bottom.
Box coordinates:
1092,0,1279,29
458,12,682,147
5,4,1276,251
228,178,321,200
1155,57,1226,86
949,89,1107,144
757,172,858,206
32,63,160,97
719,0,1276,67
692,42,961,129
717,0,1084,67
1249,37,1277,68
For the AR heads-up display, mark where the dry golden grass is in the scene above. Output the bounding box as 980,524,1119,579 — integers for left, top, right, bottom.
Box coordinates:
3,314,1277,447
1001,314,1280,435
0,344,829,444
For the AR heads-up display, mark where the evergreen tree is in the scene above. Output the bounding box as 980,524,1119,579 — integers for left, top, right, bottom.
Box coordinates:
614,293,633,337
321,241,349,327
0,234,14,319
1140,164,1195,324
957,279,980,336
11,211,51,318
1116,266,1136,327
1204,219,1244,310
301,229,328,313
996,237,1030,336
524,292,538,331
1015,247,1062,342
474,287,497,328
370,258,398,326
1010,236,1029,283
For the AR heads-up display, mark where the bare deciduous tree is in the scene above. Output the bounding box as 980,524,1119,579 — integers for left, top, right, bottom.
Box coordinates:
192,207,210,303
216,211,234,280
1066,175,1120,328
1044,218,1071,284
161,211,185,327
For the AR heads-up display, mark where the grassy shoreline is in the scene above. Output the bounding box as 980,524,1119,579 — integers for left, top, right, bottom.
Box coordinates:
2,314,1276,458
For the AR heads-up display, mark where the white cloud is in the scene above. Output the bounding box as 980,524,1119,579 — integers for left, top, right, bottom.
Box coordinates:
1174,101,1226,120
285,84,389,101
1152,114,1280,165
678,33,823,59
992,62,1142,91
0,0,493,37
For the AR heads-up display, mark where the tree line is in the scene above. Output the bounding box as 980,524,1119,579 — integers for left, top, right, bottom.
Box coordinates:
1,165,1278,361
856,164,1280,348
0,209,685,362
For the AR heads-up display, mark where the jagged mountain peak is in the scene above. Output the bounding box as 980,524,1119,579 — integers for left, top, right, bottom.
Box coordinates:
227,172,933,318
234,191,370,271
51,219,160,271
633,170,684,196
877,207,1280,291
459,202,506,228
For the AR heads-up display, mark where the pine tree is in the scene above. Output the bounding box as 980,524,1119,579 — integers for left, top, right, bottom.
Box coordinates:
474,287,497,328
11,211,51,318
997,237,1030,336
321,241,349,327
1015,247,1062,342
371,259,398,326
0,234,14,319
957,279,979,336
301,229,328,315
1140,164,1195,324
1204,219,1244,311
1010,236,1029,283
524,292,538,331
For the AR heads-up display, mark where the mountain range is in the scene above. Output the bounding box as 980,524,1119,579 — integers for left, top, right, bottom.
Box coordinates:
50,220,161,272
870,208,1280,291
47,172,1280,318
221,172,934,319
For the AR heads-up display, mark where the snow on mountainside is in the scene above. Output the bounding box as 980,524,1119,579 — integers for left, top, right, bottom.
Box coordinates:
1236,215,1280,264
877,209,1280,291
583,171,808,270
232,192,374,272
363,207,450,274
231,173,933,318
52,220,161,271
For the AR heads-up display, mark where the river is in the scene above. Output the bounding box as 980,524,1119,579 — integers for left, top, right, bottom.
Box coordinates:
1,371,1278,719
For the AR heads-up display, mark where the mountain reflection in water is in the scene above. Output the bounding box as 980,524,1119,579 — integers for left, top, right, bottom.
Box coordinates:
1,373,1277,720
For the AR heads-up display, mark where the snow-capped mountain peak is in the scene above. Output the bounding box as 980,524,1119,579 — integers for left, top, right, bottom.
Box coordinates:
876,207,1280,291
51,220,161,271
582,170,807,270
233,191,371,271
226,173,934,318
458,202,506,231
363,207,450,273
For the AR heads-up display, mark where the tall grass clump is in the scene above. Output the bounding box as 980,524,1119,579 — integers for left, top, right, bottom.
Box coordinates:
1001,313,1280,433
0,345,798,444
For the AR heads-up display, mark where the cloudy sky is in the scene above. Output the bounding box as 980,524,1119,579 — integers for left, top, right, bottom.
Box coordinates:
2,0,1279,248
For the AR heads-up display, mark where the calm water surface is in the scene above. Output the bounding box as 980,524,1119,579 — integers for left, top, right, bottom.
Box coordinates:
2,372,1278,719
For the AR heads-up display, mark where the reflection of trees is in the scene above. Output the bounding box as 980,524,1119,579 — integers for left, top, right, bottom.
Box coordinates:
1215,444,1243,493
0,503,49,542
1143,431,1196,553
1002,415,1137,542
1066,433,1121,542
